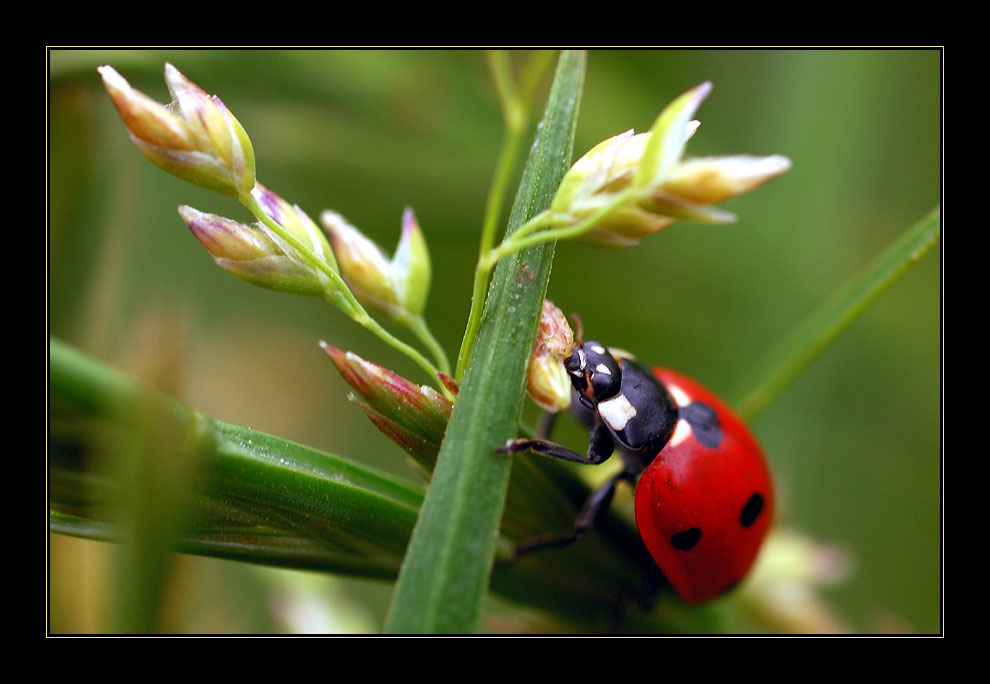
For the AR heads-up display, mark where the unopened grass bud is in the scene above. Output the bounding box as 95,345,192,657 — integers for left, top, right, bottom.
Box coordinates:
321,208,432,323
99,63,255,196
320,343,451,475
551,82,791,248
179,205,325,297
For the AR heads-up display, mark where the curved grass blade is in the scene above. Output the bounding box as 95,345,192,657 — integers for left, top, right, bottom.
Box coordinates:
732,206,940,421
50,337,424,580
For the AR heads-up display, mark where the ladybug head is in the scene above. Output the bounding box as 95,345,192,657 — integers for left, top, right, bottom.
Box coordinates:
565,341,622,408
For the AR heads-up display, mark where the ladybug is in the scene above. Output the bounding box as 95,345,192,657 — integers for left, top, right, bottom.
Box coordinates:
502,338,773,604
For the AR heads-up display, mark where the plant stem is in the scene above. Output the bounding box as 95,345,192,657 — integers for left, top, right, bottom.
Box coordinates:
455,51,555,380
494,208,555,244
492,186,640,261
459,184,640,348
240,192,354,307
238,191,450,397
456,132,524,379
487,50,524,133
407,315,451,377
457,211,555,382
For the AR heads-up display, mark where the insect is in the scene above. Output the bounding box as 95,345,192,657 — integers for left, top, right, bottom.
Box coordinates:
502,337,773,604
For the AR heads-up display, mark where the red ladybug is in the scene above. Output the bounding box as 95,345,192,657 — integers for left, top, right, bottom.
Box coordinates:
503,340,773,604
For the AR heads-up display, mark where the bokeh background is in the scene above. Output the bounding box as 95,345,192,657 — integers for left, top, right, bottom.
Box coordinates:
49,49,941,634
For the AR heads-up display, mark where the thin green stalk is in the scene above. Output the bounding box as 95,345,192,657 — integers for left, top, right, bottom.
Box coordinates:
455,51,555,380
456,125,525,379
355,311,452,400
487,50,524,133
491,208,555,244
239,191,449,397
384,50,585,634
407,315,451,377
489,186,641,263
459,262,494,377
462,173,643,375
732,206,940,422
240,192,354,309
477,120,524,258
461,212,555,370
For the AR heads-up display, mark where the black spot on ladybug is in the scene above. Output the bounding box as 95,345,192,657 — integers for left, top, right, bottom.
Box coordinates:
679,401,722,449
671,527,702,551
740,493,764,528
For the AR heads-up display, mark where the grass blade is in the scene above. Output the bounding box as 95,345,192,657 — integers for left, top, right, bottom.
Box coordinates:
732,206,940,421
50,337,424,580
383,50,586,634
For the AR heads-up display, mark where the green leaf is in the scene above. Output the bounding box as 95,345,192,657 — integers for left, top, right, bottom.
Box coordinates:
732,207,941,421
49,336,654,630
383,50,586,634
49,337,423,582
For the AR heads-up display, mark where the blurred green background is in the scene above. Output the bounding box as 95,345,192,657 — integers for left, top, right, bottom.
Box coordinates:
48,49,940,634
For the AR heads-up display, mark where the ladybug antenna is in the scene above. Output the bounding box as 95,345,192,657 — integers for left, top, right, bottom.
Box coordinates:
570,313,584,345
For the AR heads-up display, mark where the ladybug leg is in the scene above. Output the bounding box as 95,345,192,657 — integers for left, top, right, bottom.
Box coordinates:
571,469,635,536
498,418,614,466
515,469,633,557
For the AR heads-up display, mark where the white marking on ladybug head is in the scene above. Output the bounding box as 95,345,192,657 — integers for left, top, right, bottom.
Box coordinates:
666,383,691,408
595,363,612,375
669,418,692,447
588,343,606,354
599,393,637,431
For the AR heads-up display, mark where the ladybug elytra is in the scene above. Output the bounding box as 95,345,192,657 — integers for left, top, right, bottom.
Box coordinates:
503,338,773,604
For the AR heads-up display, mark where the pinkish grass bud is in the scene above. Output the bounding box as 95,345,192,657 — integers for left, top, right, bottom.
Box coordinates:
99,63,256,196
320,343,451,476
179,205,326,297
